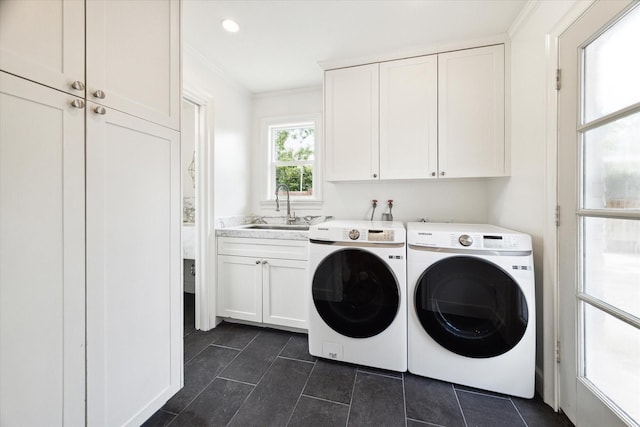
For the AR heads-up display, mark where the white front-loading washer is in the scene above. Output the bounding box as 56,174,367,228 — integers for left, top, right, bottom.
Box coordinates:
308,220,407,372
407,222,535,398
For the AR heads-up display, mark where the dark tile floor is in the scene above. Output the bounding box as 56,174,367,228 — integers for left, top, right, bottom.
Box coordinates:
144,294,572,427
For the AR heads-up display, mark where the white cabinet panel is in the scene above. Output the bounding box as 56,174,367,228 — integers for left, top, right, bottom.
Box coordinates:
217,255,263,322
0,0,85,96
263,258,308,329
325,64,379,181
86,0,180,130
86,105,181,427
380,55,438,179
438,45,505,178
0,72,85,426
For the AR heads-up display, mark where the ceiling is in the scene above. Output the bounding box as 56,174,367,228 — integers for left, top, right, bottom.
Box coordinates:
183,0,527,94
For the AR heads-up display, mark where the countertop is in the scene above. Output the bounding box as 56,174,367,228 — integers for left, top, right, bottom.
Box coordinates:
215,224,310,241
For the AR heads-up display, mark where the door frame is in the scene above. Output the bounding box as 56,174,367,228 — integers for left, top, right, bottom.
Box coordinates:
183,84,216,330
541,0,595,411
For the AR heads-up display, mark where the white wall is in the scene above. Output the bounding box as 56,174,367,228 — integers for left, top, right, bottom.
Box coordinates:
183,47,253,221
251,87,490,223
488,0,582,402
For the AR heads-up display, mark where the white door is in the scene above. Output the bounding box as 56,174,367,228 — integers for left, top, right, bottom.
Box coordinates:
262,257,308,329
216,255,263,322
86,0,180,130
86,104,182,426
438,45,505,178
1,72,85,426
379,55,438,180
0,0,85,96
558,1,640,426
324,64,379,181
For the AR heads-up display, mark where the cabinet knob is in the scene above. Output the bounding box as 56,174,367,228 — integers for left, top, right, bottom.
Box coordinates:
255,260,260,264
93,90,106,99
70,99,85,109
94,106,107,115
71,81,85,91
440,171,445,176
373,173,378,178
431,172,436,177
262,260,267,265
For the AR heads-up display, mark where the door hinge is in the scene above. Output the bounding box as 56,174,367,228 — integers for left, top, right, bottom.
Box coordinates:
555,205,560,227
556,340,561,363
556,69,561,91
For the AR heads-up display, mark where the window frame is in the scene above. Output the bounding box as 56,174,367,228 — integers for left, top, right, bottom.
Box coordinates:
259,114,323,210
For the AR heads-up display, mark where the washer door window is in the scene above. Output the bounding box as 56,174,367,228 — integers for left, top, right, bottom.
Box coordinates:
313,248,400,338
415,256,528,358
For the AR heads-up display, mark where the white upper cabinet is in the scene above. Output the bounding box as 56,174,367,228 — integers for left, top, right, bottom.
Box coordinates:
380,55,438,179
86,0,180,130
324,44,506,181
325,64,379,181
0,0,85,96
438,45,505,178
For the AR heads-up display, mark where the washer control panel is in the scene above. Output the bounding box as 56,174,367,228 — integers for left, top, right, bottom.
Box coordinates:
343,228,395,242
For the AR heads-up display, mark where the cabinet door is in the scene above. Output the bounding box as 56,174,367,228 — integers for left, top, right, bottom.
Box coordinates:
1,72,85,426
380,55,438,179
262,258,308,329
86,0,180,130
325,64,379,181
0,0,84,96
438,45,505,178
86,104,181,426
217,255,263,322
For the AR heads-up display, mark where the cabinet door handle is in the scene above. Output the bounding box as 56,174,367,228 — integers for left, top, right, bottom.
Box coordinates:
262,260,267,265
70,99,85,109
440,171,445,176
94,106,107,115
431,172,436,177
93,90,106,99
373,173,378,178
255,260,260,264
71,81,85,91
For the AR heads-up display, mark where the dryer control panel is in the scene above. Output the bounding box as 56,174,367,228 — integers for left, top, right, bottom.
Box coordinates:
407,222,532,251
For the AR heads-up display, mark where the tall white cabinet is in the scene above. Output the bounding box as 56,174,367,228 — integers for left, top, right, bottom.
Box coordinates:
0,1,182,426
324,44,505,181
1,71,86,427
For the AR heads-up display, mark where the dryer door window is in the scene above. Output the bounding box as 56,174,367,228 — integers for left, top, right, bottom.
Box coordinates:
415,256,528,358
312,248,400,338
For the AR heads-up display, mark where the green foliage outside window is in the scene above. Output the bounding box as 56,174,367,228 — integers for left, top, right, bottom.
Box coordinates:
272,126,314,195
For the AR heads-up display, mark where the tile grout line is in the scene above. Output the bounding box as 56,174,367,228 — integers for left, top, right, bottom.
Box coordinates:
225,332,292,426
510,397,530,427
301,393,351,407
402,372,408,427
405,417,448,427
345,369,359,427
455,387,512,400
277,354,316,364
284,358,318,426
167,329,261,426
453,383,469,427
356,367,404,381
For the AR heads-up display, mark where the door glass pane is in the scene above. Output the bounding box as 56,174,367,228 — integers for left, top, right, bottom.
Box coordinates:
583,303,640,423
584,6,640,123
583,217,640,317
583,111,640,210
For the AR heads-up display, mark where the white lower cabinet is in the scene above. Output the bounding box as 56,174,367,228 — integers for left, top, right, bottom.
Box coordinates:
217,237,309,330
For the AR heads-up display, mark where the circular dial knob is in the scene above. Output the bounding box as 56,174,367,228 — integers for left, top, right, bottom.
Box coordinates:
458,234,473,247
348,229,360,240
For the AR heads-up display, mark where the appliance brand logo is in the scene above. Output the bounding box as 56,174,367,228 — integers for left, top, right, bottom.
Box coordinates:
418,232,432,236
388,255,404,260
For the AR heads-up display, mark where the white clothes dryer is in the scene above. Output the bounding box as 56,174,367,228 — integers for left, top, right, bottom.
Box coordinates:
308,220,407,372
407,222,535,398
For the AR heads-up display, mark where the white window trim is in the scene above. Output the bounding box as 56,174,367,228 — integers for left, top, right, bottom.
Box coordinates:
259,113,323,210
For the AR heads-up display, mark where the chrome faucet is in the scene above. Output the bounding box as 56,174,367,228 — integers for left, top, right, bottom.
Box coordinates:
275,183,294,224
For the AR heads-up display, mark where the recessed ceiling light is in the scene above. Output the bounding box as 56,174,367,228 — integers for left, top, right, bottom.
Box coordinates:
221,18,240,33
